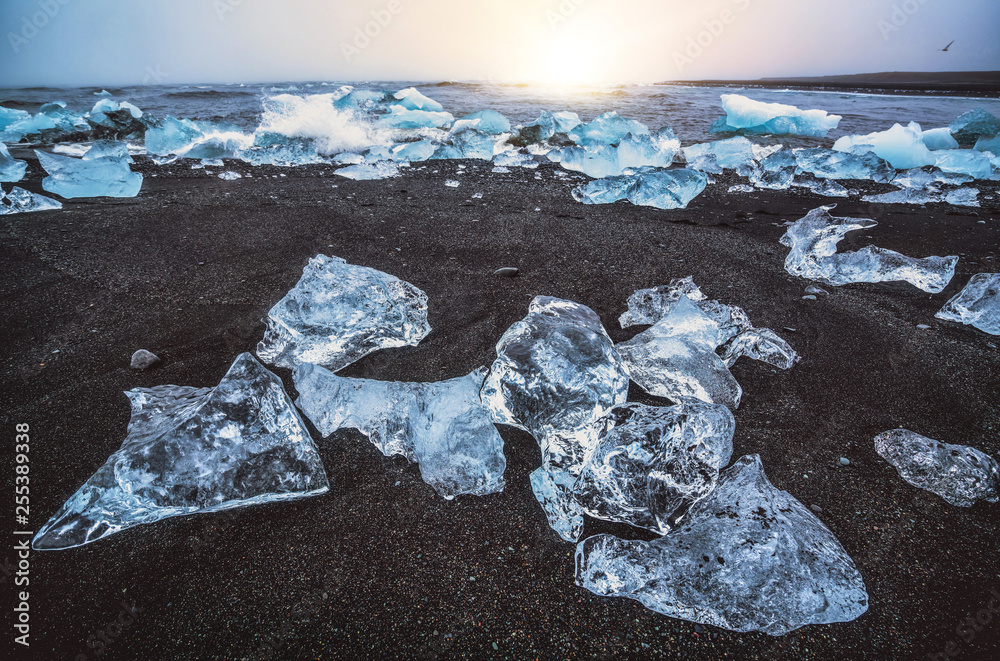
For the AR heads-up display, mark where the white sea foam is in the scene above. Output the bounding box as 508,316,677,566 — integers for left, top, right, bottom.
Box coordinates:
256,93,383,155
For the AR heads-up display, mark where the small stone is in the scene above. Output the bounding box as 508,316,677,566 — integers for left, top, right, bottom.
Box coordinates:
810,504,823,513
839,457,850,466
130,349,161,370
804,285,829,296
783,327,797,333
493,267,519,277
916,324,931,330
802,295,818,301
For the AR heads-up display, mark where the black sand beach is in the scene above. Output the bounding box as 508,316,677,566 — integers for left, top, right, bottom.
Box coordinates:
3,154,1000,660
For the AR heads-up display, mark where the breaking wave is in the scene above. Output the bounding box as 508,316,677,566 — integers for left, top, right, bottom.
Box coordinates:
256,92,384,155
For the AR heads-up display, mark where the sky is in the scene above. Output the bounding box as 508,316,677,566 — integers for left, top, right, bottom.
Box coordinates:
0,0,998,88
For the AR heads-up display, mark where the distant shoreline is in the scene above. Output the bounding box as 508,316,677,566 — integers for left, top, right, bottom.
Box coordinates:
665,71,1000,97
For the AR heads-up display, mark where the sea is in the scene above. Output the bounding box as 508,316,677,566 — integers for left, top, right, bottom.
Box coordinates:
2,80,1000,153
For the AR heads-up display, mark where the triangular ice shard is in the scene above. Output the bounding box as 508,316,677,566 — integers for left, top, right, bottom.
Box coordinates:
32,353,329,550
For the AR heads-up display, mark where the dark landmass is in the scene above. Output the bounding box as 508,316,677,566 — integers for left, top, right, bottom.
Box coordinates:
669,71,1000,96
2,154,999,661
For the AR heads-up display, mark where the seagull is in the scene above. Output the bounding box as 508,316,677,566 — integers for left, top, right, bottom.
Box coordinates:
941,40,955,52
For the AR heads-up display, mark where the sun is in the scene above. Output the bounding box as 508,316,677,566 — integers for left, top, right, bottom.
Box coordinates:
538,29,605,86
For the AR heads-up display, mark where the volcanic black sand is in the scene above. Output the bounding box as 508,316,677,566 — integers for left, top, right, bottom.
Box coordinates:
2,152,999,661
678,71,1000,96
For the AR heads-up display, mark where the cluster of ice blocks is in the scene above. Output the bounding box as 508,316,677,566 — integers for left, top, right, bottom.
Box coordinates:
571,167,708,209
616,278,798,409
36,140,143,198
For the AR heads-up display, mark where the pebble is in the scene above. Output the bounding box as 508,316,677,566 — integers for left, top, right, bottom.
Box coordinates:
131,349,161,370
916,324,931,329
493,267,519,277
804,285,829,296
810,504,823,513
802,295,817,301
839,457,850,466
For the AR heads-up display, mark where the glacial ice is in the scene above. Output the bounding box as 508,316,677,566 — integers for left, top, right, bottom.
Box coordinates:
241,131,323,166
392,88,445,113
619,276,799,370
793,148,895,182
87,97,152,138
569,112,650,146
293,365,506,499
683,137,757,171
575,454,869,635
447,127,496,160
0,142,26,182
1,102,90,144
555,144,621,178
934,149,994,179
949,108,1000,147
617,129,681,169
379,106,454,130
780,206,958,292
572,168,708,210
942,188,980,207
256,255,431,371
492,149,538,169
509,110,581,146
574,400,735,535
481,297,630,541
935,273,1000,335
616,297,743,409
862,188,936,205
0,186,62,214
36,145,143,198
391,140,437,162
0,106,31,131
144,116,204,155
974,134,1000,155
833,122,935,170
795,178,850,197
874,429,999,507
454,109,511,135
921,127,960,151
710,94,841,138
334,161,401,180
31,353,329,550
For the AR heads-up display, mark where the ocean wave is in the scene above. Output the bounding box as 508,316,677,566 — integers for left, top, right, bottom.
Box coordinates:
257,92,384,155
165,89,255,99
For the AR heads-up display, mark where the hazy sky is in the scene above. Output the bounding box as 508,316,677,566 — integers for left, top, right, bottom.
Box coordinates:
1,0,998,87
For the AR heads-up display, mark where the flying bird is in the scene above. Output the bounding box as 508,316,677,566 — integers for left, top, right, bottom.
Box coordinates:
941,40,955,52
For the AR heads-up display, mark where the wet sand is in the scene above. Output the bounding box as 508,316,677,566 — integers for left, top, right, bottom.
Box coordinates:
2,154,999,660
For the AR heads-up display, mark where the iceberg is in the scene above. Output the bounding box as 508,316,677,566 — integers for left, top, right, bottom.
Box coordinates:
334,161,400,180
257,255,430,371
934,149,994,179
390,140,437,162
35,145,143,198
921,127,960,151
447,127,496,160
780,206,957,292
874,429,999,507
391,87,445,113
0,186,62,215
87,97,153,138
510,110,581,146
949,108,1000,147
793,148,895,182
574,400,735,535
379,106,454,129
710,94,841,138
576,454,869,635
832,122,935,170
683,137,757,171
569,111,650,146
32,353,329,550
974,134,1000,155
0,142,27,182
935,273,1000,335
748,149,796,189
294,365,506,499
453,109,511,135
572,168,708,210
481,296,630,542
